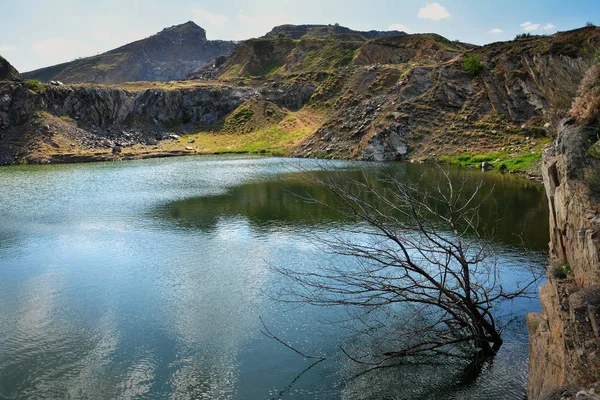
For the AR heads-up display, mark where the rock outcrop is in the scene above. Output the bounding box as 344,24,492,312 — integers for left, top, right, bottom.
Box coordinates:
0,56,20,81
528,119,600,399
0,80,315,165
21,22,237,84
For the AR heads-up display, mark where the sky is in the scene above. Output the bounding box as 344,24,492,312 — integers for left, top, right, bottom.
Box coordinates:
1,0,599,73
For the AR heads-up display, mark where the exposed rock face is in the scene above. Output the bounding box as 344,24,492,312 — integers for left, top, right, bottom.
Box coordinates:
528,119,600,399
0,56,20,81
21,22,237,84
0,80,315,165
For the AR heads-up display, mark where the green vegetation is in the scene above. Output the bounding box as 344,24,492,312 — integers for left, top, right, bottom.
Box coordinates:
276,32,287,39
223,103,255,130
551,264,571,280
25,79,46,92
299,42,360,71
182,113,192,124
438,147,548,172
515,33,534,39
255,59,284,76
462,54,484,76
584,166,600,200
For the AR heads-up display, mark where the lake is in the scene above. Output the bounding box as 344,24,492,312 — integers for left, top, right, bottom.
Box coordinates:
0,155,548,399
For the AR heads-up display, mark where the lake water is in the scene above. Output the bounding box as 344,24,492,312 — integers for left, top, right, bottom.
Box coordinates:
0,155,549,399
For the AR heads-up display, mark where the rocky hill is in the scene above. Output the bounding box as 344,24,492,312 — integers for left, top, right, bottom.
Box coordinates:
0,56,20,81
1,25,600,174
21,22,236,84
263,24,407,41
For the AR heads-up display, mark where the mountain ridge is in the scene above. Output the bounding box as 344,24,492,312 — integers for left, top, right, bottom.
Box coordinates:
21,21,237,84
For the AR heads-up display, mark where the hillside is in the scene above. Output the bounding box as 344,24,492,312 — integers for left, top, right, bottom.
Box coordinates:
1,25,600,174
21,22,236,84
0,55,20,81
263,24,407,41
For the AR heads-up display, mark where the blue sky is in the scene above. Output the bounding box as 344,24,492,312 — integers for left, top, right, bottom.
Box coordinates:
1,0,599,72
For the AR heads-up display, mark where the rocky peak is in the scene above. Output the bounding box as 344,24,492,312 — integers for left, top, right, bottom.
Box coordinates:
158,21,207,41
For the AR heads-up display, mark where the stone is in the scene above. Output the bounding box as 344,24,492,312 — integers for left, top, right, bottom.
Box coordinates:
185,146,193,150
481,161,494,170
112,146,122,154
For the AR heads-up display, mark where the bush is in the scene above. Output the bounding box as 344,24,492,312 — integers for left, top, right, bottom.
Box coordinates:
25,79,45,92
570,65,600,123
462,54,484,75
551,264,571,280
276,32,287,39
584,166,600,200
515,33,533,39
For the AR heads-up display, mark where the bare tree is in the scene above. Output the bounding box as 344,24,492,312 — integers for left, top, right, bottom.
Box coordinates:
273,167,541,364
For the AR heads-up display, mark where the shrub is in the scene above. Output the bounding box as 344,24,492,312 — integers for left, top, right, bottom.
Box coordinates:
587,22,596,27
462,54,484,75
276,32,287,39
551,264,571,280
570,65,600,123
515,33,533,39
25,79,45,92
584,166,600,200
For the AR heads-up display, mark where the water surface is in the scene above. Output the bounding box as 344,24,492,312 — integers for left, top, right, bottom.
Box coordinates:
0,156,548,399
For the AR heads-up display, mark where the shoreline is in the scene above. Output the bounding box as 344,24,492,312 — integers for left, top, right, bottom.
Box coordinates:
2,148,544,183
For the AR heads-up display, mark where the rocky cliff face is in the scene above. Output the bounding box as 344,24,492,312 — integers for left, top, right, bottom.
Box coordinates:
528,119,600,399
0,56,20,81
21,22,237,84
0,80,315,164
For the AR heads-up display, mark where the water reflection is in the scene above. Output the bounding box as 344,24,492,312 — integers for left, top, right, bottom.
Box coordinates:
0,156,548,399
156,163,548,250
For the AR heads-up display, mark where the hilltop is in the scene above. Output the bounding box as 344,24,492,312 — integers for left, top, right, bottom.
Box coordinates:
263,24,407,41
21,22,236,84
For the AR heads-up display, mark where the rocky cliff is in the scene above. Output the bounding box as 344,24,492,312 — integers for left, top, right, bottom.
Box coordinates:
527,103,600,397
3,25,600,172
21,22,236,84
208,26,599,171
0,79,315,164
0,56,20,81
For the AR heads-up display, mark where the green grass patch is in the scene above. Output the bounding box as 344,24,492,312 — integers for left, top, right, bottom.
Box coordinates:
224,104,255,130
438,148,547,172
25,79,46,93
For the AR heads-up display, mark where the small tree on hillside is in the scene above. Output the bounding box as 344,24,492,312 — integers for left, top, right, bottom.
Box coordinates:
274,168,540,363
462,54,484,76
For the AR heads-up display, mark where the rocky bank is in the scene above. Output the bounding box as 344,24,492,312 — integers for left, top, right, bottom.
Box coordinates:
528,118,600,399
0,80,315,164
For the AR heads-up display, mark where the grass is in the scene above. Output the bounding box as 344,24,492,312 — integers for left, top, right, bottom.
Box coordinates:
437,138,551,172
551,264,571,280
223,103,255,130
25,79,46,93
142,108,323,156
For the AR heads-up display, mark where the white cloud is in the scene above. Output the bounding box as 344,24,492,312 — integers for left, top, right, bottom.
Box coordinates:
388,24,410,32
418,3,450,21
192,8,228,25
520,21,556,31
489,28,503,34
520,21,540,31
0,45,17,52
